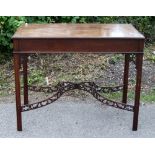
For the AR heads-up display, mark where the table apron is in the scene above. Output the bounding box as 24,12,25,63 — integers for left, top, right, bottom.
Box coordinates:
13,38,144,53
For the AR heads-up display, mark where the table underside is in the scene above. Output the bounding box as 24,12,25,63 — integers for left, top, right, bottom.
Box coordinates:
13,40,143,114
16,53,138,113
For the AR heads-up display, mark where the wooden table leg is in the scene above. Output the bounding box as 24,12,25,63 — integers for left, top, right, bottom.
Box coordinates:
14,53,22,131
132,53,143,131
122,54,130,104
23,54,28,105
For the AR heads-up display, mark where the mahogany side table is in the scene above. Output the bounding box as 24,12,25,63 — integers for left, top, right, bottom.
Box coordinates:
12,24,145,131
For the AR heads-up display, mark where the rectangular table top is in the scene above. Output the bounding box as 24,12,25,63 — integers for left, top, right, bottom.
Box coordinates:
12,23,145,39
12,24,145,53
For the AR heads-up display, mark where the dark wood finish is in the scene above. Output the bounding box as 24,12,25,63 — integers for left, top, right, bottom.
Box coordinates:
13,24,144,53
132,53,143,131
122,54,130,104
23,54,28,105
13,53,22,131
12,24,145,131
12,24,144,39
13,38,144,53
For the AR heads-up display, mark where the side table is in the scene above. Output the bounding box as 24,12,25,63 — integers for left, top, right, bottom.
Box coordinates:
12,24,145,131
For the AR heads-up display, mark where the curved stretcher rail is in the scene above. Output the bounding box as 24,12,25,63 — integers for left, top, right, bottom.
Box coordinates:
21,82,134,112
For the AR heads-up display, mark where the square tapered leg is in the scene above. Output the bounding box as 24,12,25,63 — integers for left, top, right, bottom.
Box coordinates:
132,53,143,131
14,53,22,131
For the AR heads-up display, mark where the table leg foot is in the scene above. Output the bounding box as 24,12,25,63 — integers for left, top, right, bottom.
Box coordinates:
132,120,138,131
17,108,22,131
